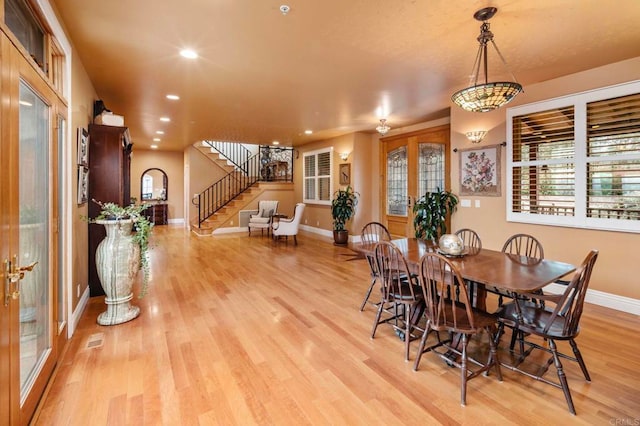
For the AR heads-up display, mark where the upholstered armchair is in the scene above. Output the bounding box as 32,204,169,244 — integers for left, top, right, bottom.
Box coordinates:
272,203,305,244
248,200,279,236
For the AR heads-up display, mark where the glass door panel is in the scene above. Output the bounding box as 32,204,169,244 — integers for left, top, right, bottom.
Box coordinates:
18,80,50,398
418,143,445,196
386,146,408,215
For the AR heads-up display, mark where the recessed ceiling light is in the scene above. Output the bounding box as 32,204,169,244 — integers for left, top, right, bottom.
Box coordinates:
304,130,313,135
153,138,161,142
272,141,280,145
180,49,198,59
166,94,180,100
156,130,164,135
150,145,158,149
160,117,171,122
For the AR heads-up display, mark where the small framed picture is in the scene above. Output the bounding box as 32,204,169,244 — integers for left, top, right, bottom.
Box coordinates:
77,127,89,166
77,166,89,205
339,163,351,185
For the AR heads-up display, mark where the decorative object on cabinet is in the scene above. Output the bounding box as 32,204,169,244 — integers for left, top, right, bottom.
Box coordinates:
77,127,89,166
459,143,501,196
77,166,88,205
331,185,359,245
88,124,133,297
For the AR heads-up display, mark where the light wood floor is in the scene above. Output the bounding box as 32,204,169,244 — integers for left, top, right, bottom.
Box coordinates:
34,226,640,425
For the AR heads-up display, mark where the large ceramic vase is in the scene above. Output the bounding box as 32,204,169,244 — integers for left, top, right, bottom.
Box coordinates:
95,219,140,325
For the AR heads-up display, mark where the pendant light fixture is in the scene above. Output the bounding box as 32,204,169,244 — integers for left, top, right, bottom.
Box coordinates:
451,7,522,113
376,119,390,136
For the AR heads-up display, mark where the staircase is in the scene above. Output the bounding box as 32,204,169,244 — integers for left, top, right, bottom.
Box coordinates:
190,143,294,236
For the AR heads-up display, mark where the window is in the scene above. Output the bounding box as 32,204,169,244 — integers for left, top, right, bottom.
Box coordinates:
4,0,67,93
4,0,45,71
303,148,332,205
507,80,640,233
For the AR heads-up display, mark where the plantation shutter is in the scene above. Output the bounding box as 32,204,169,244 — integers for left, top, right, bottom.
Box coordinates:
586,93,640,220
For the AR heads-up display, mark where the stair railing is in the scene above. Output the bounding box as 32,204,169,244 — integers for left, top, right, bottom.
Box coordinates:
201,141,251,172
193,153,261,227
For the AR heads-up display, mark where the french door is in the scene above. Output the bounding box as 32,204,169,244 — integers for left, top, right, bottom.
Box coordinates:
381,125,451,237
0,32,64,425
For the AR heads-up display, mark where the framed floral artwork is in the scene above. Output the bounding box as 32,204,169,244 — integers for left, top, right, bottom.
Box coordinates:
459,144,501,196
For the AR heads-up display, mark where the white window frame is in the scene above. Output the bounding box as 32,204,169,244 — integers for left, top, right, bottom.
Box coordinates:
303,147,333,205
507,79,640,233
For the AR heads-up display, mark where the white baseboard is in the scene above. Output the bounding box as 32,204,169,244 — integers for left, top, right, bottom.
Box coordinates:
299,224,333,238
69,286,90,337
168,218,184,224
545,282,640,315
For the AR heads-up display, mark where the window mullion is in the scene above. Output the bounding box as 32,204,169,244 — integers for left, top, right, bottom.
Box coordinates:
574,101,588,220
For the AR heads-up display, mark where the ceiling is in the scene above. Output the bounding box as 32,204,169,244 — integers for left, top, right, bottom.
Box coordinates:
50,0,640,151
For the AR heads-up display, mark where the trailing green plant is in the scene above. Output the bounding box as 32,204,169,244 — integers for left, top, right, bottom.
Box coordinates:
331,185,359,231
412,188,459,241
89,199,154,297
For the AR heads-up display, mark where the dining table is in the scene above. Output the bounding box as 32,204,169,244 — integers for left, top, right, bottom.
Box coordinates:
353,237,577,310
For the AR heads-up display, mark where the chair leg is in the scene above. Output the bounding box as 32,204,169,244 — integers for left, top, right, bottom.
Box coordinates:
404,304,412,362
569,339,591,382
359,277,377,311
460,334,469,406
293,235,297,245
549,339,576,415
413,321,431,371
370,302,384,339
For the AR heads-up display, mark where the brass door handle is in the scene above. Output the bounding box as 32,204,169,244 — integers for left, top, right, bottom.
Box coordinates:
3,256,38,305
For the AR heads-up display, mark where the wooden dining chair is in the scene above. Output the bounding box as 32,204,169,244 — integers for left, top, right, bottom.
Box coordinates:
490,233,546,349
489,233,545,306
413,252,502,406
359,222,392,311
455,228,482,250
502,233,544,259
454,228,482,306
371,241,424,361
495,250,598,415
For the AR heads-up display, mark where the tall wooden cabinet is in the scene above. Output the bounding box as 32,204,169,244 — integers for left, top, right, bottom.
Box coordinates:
88,124,133,296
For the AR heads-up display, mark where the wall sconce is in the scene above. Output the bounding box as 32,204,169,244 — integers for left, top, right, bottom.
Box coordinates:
340,152,350,161
466,130,487,144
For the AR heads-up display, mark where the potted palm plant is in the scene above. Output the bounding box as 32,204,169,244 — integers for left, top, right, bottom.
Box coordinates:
331,185,359,245
412,188,458,242
88,200,153,325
